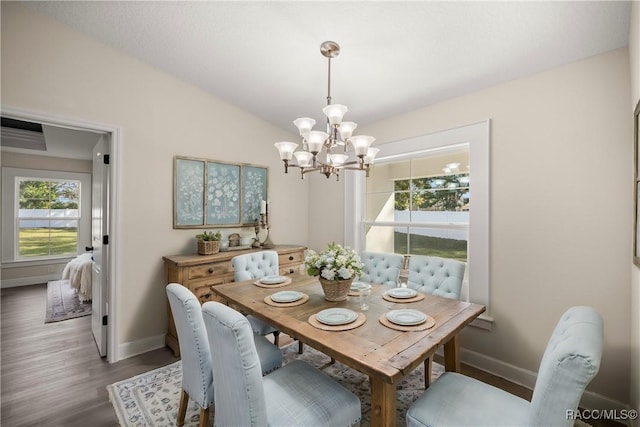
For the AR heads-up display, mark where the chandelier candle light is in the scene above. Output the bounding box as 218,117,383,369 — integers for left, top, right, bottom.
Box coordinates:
274,41,380,181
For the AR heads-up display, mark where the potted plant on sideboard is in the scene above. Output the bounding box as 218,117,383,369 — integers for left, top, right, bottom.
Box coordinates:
196,230,222,255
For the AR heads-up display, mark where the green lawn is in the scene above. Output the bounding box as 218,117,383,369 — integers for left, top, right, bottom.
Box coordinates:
394,231,467,261
19,228,77,257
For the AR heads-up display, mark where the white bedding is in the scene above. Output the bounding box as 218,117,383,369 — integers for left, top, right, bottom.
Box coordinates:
62,253,93,302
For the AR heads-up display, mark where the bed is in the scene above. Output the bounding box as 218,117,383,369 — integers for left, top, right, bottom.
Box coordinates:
62,253,93,302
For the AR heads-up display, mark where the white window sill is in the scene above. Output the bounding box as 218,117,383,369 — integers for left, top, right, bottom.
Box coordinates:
470,313,494,331
1,257,74,268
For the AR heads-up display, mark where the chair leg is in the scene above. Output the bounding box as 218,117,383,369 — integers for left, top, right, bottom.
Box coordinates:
273,330,280,347
177,389,189,426
298,340,304,354
424,357,433,389
198,407,210,427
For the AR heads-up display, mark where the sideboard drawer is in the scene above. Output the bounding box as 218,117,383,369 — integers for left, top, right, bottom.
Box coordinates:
194,285,216,304
279,251,304,266
188,261,232,280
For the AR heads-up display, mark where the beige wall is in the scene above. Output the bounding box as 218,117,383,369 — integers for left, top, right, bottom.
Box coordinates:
629,1,640,422
311,49,632,404
1,3,307,347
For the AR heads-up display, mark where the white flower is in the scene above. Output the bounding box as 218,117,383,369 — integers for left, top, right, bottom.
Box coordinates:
321,269,336,280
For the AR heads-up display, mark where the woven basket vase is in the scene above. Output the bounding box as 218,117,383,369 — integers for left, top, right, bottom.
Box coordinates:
318,277,353,302
197,240,220,255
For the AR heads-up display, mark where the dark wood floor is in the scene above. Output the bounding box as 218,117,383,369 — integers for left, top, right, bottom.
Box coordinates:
1,284,178,427
1,284,618,427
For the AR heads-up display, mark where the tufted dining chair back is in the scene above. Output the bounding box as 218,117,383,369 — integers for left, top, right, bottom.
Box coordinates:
166,283,283,427
359,251,404,287
406,306,604,427
406,255,465,300
232,250,279,281
166,283,214,427
232,251,281,345
529,306,604,425
202,301,361,427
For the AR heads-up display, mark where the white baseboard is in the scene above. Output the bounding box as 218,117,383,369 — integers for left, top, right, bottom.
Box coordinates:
0,274,60,288
460,347,630,416
117,333,166,361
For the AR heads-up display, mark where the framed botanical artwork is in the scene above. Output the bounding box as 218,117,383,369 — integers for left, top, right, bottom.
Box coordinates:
242,165,268,225
207,162,240,225
173,156,268,229
174,157,205,227
634,100,640,266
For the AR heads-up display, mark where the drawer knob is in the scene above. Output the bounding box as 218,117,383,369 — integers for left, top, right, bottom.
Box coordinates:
289,256,294,260
289,268,294,274
208,267,214,273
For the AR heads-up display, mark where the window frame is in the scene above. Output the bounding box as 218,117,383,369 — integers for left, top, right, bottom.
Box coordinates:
344,120,492,327
16,176,82,260
2,167,91,264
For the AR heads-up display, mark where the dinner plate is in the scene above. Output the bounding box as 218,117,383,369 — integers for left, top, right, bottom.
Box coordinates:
270,291,304,303
386,309,427,326
316,308,358,326
350,282,371,291
260,275,286,284
386,288,418,299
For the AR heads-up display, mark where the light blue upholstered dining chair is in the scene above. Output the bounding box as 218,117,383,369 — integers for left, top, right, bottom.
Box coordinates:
231,251,282,346
406,306,604,427
406,255,465,299
406,255,466,387
359,251,404,287
202,301,362,427
166,283,283,427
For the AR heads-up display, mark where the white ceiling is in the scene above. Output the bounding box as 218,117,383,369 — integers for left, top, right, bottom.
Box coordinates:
23,1,632,135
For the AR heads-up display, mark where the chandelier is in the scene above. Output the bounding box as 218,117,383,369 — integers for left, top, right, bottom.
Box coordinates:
274,41,379,181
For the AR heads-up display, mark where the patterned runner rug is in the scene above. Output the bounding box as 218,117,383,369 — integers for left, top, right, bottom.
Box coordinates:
107,343,444,427
45,279,92,323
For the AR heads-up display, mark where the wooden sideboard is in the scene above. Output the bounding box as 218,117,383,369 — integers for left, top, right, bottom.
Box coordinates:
163,244,306,356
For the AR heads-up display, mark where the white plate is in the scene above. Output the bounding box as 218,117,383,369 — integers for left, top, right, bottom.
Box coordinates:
260,275,286,284
351,282,371,291
386,288,418,299
270,291,303,303
386,309,427,326
316,308,358,326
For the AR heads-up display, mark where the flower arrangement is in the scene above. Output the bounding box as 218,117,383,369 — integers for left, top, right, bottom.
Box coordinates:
305,242,363,281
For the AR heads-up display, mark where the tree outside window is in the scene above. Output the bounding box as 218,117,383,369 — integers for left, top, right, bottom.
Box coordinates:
18,178,80,258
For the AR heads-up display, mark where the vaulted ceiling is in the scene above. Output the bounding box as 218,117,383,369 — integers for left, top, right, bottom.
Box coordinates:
20,1,633,134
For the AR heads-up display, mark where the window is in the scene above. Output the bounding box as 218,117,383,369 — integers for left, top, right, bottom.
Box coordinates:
17,178,81,258
345,121,491,326
2,167,91,263
365,152,469,262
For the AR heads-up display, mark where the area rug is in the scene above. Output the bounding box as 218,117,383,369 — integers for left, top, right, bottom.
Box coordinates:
45,279,92,323
107,343,444,427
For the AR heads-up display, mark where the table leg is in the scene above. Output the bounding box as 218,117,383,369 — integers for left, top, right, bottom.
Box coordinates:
369,377,396,427
444,334,461,372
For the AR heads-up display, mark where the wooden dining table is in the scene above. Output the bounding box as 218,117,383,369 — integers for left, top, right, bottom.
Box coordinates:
211,273,485,427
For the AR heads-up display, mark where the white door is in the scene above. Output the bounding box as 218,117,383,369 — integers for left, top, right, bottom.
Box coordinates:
91,135,110,357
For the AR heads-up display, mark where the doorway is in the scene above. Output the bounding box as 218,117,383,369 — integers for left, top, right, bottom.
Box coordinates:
1,106,120,362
